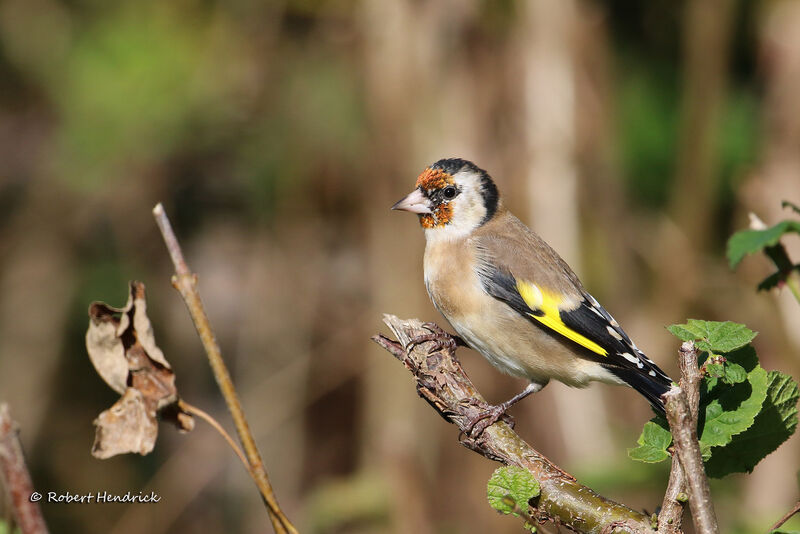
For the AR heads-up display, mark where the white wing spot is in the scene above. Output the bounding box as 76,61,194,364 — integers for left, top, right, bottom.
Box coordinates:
586,296,605,316
606,326,623,340
648,370,657,377
620,352,638,364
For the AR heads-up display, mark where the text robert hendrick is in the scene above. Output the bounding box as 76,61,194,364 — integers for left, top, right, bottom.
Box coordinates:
30,491,161,504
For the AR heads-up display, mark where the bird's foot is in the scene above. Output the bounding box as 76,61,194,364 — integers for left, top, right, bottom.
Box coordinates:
460,398,516,437
406,322,465,354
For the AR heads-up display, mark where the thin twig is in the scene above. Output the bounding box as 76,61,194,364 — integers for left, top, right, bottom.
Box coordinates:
659,342,702,532
663,347,719,534
178,401,250,472
0,403,49,534
374,315,656,534
769,500,800,533
152,203,297,534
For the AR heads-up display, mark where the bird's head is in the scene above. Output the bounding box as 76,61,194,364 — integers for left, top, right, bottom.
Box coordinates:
392,158,499,238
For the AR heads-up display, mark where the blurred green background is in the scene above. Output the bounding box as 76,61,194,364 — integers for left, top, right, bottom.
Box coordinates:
1,0,799,532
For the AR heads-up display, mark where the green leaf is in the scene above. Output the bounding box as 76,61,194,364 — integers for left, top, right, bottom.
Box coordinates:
772,529,800,534
706,362,725,379
487,466,540,515
667,319,757,353
699,346,767,452
727,220,800,269
628,421,672,463
722,362,747,385
782,200,800,216
666,324,698,343
704,370,799,478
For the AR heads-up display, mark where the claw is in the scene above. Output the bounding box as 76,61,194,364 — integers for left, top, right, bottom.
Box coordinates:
406,324,460,353
461,401,516,437
459,382,543,437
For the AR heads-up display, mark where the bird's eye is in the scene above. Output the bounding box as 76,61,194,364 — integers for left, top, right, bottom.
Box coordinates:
443,186,457,199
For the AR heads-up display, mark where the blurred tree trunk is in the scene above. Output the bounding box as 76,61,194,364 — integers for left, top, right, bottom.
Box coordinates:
747,0,800,351
740,0,800,516
670,0,735,248
654,0,735,319
360,0,447,532
518,0,615,462
0,183,76,444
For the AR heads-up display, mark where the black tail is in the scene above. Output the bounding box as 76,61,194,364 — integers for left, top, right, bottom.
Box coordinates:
607,367,672,416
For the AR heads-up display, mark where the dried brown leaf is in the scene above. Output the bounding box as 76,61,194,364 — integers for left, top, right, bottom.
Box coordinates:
86,302,130,395
86,281,192,459
92,388,157,459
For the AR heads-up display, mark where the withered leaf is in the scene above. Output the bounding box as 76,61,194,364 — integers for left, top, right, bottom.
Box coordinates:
86,281,192,459
92,388,157,459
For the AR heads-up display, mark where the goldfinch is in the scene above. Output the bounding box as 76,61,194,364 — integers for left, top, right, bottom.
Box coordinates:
392,158,672,431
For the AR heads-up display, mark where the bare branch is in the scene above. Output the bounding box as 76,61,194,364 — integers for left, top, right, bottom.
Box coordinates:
374,315,656,534
152,203,297,534
663,345,719,534
178,401,249,472
0,403,49,534
659,341,702,532
769,500,800,533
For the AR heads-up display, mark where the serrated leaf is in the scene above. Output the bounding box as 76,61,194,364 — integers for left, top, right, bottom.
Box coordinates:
728,221,800,269
667,319,756,353
699,346,767,450
666,324,698,342
782,200,800,216
706,362,725,379
628,421,672,463
723,362,747,385
704,371,799,478
487,466,540,515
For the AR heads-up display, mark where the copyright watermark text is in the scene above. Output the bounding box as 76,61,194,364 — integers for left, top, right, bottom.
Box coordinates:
30,491,161,504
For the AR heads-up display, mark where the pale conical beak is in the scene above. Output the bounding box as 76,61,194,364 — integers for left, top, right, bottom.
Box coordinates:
391,188,432,214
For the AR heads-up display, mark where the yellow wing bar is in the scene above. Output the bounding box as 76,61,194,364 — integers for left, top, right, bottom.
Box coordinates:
516,281,608,357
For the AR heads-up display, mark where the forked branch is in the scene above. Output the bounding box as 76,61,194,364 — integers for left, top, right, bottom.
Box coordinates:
152,203,297,534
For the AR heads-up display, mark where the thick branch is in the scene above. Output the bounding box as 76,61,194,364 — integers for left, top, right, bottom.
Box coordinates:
663,345,718,534
659,342,702,532
0,403,49,534
152,204,297,534
373,315,655,534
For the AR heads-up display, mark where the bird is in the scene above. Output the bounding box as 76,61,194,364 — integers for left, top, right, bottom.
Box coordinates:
391,157,673,433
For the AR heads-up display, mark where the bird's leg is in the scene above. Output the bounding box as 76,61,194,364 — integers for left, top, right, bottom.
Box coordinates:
405,322,466,353
463,382,544,437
